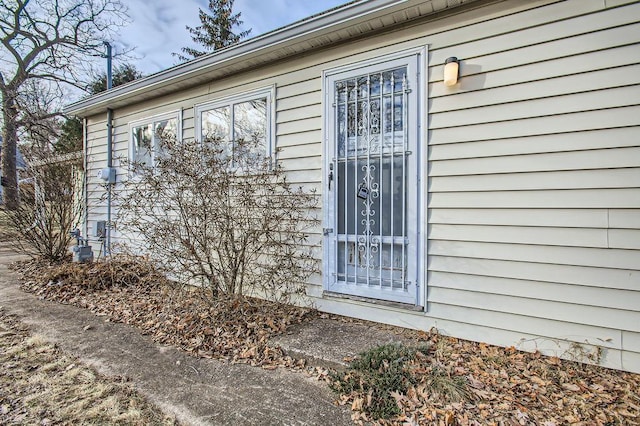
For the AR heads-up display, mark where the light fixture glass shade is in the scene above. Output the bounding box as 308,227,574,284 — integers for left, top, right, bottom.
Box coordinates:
444,57,459,87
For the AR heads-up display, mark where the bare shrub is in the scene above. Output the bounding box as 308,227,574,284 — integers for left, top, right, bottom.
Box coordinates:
116,135,319,302
4,153,83,261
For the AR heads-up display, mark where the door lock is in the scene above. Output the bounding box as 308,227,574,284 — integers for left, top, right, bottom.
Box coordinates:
357,182,369,200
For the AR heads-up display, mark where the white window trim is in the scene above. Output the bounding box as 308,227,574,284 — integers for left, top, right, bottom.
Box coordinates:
194,85,276,160
128,110,182,173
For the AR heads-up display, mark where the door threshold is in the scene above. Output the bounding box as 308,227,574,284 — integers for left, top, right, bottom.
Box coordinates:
323,291,424,312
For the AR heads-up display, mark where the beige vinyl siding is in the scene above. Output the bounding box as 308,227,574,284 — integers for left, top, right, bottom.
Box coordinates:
429,240,640,272
84,115,108,246
352,0,638,371
431,169,640,192
82,0,640,372
427,271,639,311
430,127,640,160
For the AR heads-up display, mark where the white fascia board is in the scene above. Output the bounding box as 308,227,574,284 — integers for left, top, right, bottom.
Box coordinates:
63,0,409,117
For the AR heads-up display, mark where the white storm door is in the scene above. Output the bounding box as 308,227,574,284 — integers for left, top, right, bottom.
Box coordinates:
325,55,421,305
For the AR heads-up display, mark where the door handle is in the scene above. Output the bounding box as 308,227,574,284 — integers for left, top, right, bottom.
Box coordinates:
328,163,334,190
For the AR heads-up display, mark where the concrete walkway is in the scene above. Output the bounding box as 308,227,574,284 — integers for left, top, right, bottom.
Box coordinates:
0,243,352,426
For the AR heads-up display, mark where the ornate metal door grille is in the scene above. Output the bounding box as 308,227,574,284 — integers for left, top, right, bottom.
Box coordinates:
328,64,417,304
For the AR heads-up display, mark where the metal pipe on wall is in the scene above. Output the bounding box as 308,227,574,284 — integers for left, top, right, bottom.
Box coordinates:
104,42,112,90
106,107,113,256
83,117,88,240
104,41,113,257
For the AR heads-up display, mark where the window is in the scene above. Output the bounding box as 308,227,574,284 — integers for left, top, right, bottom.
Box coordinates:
195,87,274,163
129,112,179,170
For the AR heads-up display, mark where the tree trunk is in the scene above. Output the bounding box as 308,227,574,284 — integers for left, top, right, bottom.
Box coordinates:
1,94,19,210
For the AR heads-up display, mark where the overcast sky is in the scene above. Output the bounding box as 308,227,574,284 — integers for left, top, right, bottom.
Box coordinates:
114,0,350,76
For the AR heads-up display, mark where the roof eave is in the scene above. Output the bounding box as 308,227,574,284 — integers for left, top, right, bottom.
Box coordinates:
64,0,479,117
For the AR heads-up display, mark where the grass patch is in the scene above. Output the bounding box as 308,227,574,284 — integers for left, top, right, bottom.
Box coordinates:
0,310,178,425
421,365,472,402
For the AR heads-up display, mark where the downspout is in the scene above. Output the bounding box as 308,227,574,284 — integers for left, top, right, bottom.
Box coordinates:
83,118,89,240
104,41,113,256
106,107,113,256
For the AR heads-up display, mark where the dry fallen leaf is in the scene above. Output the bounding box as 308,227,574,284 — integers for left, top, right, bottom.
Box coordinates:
445,410,455,425
530,376,546,386
561,383,580,392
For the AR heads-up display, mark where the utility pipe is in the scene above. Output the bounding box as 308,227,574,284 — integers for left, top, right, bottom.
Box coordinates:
104,42,112,90
83,117,88,240
105,108,113,256
104,42,113,256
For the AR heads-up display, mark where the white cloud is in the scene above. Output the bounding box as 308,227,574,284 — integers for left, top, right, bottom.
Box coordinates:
113,0,349,76
114,0,202,73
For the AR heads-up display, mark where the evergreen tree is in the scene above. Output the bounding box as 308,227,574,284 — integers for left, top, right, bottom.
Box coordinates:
88,63,143,95
175,0,251,62
54,64,143,155
54,117,83,154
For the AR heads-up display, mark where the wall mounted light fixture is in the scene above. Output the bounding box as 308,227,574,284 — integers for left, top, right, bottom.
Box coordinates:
444,57,459,87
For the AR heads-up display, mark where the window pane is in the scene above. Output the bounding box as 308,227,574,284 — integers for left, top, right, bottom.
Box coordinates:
132,124,152,167
202,106,231,157
154,118,177,154
155,118,177,140
202,107,230,142
233,98,267,157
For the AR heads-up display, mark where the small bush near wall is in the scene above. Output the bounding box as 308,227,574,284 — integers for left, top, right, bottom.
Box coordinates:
330,343,446,420
116,135,319,304
4,154,82,261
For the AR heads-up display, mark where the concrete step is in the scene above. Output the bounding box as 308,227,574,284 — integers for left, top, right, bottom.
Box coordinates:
270,316,419,370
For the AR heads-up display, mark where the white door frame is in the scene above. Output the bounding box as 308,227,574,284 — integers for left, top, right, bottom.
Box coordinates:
321,47,427,307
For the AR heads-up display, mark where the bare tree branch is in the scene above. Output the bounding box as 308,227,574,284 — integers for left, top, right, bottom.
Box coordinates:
1,0,128,209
